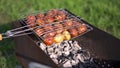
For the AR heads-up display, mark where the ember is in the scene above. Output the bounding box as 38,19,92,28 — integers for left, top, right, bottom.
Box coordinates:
39,40,96,68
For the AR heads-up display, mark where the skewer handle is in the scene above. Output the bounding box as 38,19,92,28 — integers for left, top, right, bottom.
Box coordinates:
0,34,2,41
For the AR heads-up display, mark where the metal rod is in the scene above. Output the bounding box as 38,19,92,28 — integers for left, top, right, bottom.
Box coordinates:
12,32,33,38
13,28,33,35
9,25,30,32
2,32,33,39
8,18,73,34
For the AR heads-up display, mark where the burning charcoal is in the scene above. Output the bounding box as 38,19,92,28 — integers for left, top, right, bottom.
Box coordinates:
52,58,58,64
57,54,68,64
70,60,78,66
64,41,72,51
73,41,82,50
50,53,57,58
50,53,57,59
70,48,77,55
54,48,62,56
63,45,70,52
63,60,72,68
46,46,54,55
72,54,80,66
68,41,73,47
64,51,70,56
77,62,84,68
64,41,70,46
77,50,90,63
39,40,92,68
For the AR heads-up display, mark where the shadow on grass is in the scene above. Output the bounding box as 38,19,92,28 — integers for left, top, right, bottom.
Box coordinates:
0,22,20,68
0,23,14,55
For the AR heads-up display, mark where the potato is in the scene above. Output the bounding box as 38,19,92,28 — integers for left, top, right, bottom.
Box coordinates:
62,31,71,40
54,34,64,43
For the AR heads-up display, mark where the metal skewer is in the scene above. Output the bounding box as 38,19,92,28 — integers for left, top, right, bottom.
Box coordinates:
0,19,63,40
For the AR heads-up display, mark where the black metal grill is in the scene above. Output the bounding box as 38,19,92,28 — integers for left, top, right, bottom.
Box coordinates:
13,9,120,68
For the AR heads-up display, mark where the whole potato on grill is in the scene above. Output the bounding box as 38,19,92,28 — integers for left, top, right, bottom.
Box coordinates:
62,31,71,40
54,34,64,43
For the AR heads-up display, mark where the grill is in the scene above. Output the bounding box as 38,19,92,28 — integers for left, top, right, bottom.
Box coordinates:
20,9,93,45
2,9,120,68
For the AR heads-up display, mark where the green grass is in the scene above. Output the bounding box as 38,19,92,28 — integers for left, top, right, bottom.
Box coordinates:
0,0,120,68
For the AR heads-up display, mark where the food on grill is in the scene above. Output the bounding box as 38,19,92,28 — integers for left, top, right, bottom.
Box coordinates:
54,23,64,34
43,36,54,46
46,9,59,16
36,13,44,19
36,19,45,26
48,31,56,37
26,15,36,22
44,25,53,32
35,28,44,36
69,28,78,37
46,9,59,22
55,10,66,21
62,31,71,40
76,24,87,34
24,9,91,45
45,15,55,23
46,9,66,22
26,15,36,27
54,34,64,43
27,21,36,27
0,34,2,40
64,20,73,28
73,20,82,26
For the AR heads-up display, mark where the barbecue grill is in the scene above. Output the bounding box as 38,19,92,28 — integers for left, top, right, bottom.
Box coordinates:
1,9,120,68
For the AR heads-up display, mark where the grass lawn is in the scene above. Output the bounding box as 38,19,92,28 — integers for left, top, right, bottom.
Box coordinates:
0,0,120,68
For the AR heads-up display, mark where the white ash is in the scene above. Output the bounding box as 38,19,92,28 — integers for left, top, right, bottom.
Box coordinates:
39,40,91,68
63,60,72,68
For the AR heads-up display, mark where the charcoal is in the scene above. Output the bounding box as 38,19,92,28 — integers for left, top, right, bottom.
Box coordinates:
63,60,72,68
39,40,93,68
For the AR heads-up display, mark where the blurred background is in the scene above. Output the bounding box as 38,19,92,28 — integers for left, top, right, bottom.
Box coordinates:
0,0,120,68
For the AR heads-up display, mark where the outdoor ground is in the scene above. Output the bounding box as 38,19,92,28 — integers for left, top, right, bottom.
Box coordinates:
0,0,120,68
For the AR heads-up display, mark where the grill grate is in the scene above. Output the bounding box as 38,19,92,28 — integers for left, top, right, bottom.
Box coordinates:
20,9,93,45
